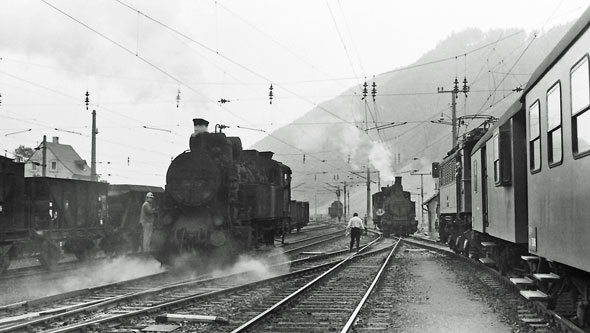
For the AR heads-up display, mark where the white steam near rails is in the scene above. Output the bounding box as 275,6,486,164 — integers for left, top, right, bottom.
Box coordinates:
0,256,164,306
209,249,291,282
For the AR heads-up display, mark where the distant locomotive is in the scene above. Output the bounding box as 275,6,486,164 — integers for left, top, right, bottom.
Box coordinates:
328,200,343,222
153,119,294,263
371,176,417,237
431,6,590,327
435,127,487,248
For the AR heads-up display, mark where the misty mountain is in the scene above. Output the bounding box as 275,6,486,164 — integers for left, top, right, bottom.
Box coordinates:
253,24,572,217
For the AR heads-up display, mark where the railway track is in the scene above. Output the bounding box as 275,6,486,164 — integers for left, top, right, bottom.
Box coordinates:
231,238,400,332
404,235,586,333
0,228,381,332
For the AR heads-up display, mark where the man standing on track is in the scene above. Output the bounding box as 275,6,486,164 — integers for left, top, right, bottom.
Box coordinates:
346,212,366,252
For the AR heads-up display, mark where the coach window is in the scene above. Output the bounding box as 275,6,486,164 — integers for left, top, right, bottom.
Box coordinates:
571,55,590,156
493,132,500,182
547,82,563,165
529,100,541,172
473,161,478,193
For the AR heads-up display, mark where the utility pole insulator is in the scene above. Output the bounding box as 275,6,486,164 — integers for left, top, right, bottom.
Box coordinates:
269,84,274,104
437,77,470,147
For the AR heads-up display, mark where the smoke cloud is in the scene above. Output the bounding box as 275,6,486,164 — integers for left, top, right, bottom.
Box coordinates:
368,141,395,181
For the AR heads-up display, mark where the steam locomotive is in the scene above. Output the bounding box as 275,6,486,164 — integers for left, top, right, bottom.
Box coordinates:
371,176,417,237
433,6,590,326
328,200,343,222
152,119,296,264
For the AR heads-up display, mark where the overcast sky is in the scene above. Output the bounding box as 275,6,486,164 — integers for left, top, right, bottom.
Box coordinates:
1,0,588,186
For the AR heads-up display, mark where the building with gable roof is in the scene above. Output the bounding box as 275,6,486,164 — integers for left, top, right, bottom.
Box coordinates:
26,137,92,180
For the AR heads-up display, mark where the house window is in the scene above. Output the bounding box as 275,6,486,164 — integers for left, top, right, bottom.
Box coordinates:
547,82,562,165
571,56,590,156
50,161,58,171
31,162,38,171
529,100,541,172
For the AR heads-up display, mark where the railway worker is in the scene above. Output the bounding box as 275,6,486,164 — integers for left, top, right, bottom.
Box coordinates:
346,212,366,252
139,192,156,252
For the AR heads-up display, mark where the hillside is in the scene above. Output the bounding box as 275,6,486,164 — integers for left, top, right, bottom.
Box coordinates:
253,25,571,218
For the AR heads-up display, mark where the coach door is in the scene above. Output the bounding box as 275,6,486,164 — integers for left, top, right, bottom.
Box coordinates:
481,145,489,232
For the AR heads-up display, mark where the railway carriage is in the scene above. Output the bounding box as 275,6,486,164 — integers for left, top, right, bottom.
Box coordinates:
0,155,109,272
102,184,164,255
435,6,590,326
470,101,529,273
522,7,590,275
289,200,310,232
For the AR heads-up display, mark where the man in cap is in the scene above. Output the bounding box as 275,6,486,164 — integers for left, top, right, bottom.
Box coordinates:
139,192,156,252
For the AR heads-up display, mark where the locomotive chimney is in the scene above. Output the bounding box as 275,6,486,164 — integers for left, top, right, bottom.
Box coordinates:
190,118,209,151
395,176,402,186
192,118,209,135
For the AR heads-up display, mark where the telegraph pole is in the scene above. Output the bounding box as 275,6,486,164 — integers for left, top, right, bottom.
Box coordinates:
343,181,347,218
437,77,469,147
366,165,371,224
411,170,432,229
42,135,47,177
91,110,97,182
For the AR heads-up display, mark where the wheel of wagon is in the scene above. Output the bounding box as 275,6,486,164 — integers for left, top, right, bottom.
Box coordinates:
0,253,10,275
73,248,96,261
38,241,61,270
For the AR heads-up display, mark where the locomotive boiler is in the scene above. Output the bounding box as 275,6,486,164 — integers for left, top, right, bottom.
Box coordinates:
153,119,292,263
371,176,417,237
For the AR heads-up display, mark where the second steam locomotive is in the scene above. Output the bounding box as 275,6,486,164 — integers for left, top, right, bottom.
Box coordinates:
372,176,417,237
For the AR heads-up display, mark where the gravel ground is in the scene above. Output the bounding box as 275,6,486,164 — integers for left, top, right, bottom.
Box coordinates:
360,244,534,332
